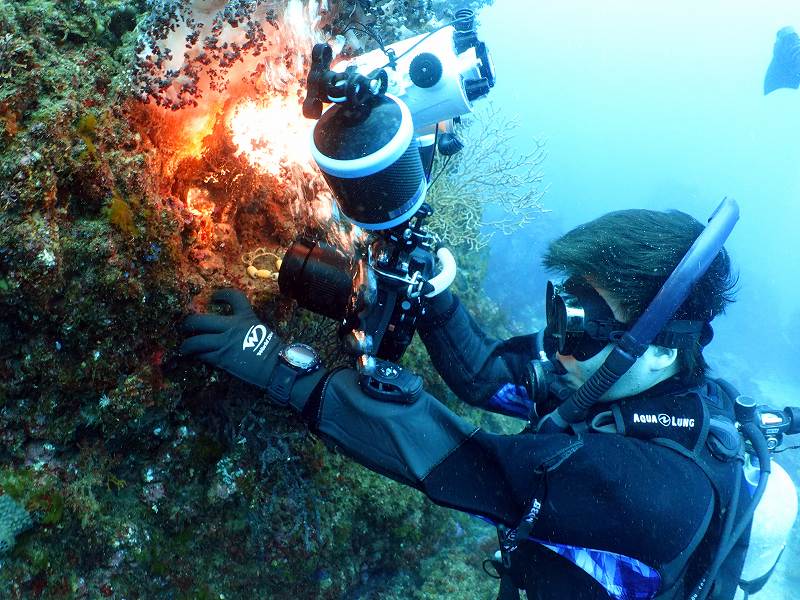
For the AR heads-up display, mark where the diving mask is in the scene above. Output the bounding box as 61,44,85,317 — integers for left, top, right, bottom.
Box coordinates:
545,278,712,361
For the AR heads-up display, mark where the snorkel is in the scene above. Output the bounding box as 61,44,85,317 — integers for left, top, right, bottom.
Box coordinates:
537,197,740,433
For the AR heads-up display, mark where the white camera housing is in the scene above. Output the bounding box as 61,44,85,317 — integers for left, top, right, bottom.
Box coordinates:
334,25,493,132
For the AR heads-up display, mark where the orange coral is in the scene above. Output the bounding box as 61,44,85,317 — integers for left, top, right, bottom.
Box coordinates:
0,103,20,137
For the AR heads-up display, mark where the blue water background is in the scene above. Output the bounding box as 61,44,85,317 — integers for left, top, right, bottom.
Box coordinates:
478,0,800,394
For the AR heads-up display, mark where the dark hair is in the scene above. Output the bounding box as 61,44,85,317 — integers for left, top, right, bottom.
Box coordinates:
542,209,738,380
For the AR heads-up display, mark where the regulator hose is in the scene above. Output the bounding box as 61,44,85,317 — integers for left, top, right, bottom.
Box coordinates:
690,388,772,600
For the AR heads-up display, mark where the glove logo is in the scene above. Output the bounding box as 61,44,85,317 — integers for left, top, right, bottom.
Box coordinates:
243,325,273,356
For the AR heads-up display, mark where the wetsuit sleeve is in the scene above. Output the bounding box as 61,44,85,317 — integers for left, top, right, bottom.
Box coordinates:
291,368,716,570
416,290,538,417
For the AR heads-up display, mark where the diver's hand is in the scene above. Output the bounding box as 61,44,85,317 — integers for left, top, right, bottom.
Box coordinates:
180,288,281,389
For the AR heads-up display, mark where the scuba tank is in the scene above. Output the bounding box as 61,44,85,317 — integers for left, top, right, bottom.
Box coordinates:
735,426,799,598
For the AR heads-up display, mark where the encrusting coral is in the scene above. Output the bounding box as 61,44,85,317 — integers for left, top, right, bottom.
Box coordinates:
0,495,33,556
0,0,516,598
133,0,307,109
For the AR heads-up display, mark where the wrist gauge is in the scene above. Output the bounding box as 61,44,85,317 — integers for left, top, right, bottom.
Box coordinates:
267,343,321,404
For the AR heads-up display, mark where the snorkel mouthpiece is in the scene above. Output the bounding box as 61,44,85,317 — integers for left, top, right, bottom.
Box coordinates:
538,197,740,432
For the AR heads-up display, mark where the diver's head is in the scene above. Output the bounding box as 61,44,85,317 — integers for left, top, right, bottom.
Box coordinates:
547,279,679,400
543,209,737,389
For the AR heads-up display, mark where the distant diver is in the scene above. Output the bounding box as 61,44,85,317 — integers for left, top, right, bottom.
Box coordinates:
764,26,800,94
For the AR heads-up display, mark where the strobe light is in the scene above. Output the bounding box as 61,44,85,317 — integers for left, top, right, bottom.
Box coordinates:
310,93,426,230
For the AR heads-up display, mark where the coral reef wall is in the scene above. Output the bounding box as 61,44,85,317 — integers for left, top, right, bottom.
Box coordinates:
0,1,504,598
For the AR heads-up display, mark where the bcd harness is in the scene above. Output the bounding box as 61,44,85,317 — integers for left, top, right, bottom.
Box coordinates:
489,378,753,600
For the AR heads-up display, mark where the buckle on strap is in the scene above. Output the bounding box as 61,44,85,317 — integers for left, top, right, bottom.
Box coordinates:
496,524,516,568
497,491,545,561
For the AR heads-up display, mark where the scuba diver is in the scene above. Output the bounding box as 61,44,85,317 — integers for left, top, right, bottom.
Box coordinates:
764,26,800,94
181,207,765,599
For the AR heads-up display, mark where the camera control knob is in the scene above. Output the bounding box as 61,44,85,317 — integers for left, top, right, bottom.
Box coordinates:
410,53,443,88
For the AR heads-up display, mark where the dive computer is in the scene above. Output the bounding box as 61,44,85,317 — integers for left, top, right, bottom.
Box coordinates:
266,343,321,404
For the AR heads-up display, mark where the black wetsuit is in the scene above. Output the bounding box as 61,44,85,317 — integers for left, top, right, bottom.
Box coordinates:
289,292,750,599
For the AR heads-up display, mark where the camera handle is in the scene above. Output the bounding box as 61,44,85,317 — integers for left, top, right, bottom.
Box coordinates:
425,247,457,297
344,235,458,375
351,246,453,404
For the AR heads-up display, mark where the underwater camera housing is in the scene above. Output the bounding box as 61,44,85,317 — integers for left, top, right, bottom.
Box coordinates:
302,8,494,230
279,9,492,364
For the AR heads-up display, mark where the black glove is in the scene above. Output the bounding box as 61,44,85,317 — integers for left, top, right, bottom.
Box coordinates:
180,288,282,389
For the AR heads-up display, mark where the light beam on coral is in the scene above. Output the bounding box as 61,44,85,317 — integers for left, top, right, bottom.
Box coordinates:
186,187,215,244
135,0,347,250
228,97,315,177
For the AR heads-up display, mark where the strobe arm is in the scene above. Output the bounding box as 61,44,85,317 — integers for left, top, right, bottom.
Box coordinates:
303,43,388,119
303,44,333,119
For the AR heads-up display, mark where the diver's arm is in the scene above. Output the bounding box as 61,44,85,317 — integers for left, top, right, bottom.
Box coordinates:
179,291,714,573
417,290,537,418
295,368,716,570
